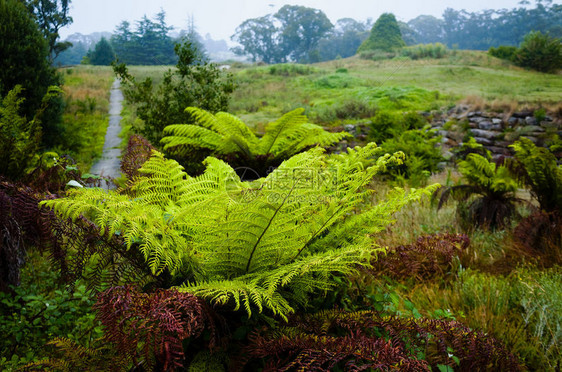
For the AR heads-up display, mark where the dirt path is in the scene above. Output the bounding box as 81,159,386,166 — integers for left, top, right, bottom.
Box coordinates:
89,79,123,187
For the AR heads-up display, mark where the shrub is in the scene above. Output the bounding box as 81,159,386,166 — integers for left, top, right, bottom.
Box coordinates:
0,0,64,148
488,45,518,61
515,31,562,73
380,128,444,186
434,153,522,230
509,138,562,264
268,63,316,76
402,43,448,59
371,233,469,281
114,39,236,146
241,309,522,371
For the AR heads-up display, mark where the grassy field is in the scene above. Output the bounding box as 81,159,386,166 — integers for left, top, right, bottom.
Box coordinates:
57,66,114,170
121,50,562,129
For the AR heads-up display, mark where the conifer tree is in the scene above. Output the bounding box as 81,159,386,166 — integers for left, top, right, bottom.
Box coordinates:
357,13,405,53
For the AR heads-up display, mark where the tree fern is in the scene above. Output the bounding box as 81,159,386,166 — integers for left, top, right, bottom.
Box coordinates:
161,107,350,174
434,153,522,230
42,144,437,319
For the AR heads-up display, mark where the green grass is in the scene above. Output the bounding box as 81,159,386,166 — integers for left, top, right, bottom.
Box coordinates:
57,66,115,170
227,50,562,127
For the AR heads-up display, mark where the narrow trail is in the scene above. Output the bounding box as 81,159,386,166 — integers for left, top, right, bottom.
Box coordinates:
89,79,123,187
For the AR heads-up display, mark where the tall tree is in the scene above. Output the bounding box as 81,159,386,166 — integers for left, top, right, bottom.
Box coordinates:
407,15,445,44
232,5,333,63
87,37,115,65
316,18,370,61
274,5,333,63
111,11,177,65
232,15,280,63
24,0,73,61
357,13,405,53
0,0,63,147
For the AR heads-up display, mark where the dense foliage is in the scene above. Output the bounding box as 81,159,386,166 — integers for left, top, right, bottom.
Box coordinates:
114,39,235,146
161,107,350,176
232,5,333,63
515,31,562,73
357,13,405,53
110,10,176,65
0,0,64,149
23,0,73,61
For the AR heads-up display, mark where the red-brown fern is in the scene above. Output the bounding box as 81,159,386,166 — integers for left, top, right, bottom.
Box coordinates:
120,134,156,180
240,309,522,371
94,285,218,371
372,233,469,281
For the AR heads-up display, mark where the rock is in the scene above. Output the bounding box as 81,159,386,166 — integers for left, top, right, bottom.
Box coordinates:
525,116,538,126
473,137,494,146
495,141,513,148
492,118,503,125
438,130,449,137
525,125,545,132
544,115,553,122
486,146,512,156
508,117,518,127
478,120,493,130
523,136,539,143
344,124,356,135
443,151,454,160
513,110,533,118
518,118,526,126
471,116,487,124
470,129,502,139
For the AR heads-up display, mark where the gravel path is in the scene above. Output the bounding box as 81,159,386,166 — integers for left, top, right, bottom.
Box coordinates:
89,79,123,187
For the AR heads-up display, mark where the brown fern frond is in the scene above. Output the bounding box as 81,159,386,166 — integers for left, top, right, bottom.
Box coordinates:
94,285,220,371
121,134,156,180
240,310,522,371
371,233,469,281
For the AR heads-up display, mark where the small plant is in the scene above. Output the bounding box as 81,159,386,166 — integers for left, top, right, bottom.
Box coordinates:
434,153,522,230
371,233,469,281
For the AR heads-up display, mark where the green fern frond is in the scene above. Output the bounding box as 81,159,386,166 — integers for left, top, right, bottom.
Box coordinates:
161,107,349,164
44,143,437,319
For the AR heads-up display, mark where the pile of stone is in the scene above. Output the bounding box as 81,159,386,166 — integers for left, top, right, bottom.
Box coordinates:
432,105,561,160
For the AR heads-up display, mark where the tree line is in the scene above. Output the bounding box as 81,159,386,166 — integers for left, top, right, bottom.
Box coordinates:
232,0,562,63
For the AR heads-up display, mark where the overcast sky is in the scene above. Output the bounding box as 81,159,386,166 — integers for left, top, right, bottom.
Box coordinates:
60,0,556,43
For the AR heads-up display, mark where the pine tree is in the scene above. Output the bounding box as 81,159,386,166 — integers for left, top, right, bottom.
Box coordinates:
357,13,405,53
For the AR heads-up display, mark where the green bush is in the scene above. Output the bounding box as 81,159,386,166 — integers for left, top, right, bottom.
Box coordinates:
0,253,102,370
114,39,236,146
380,128,444,186
269,64,316,76
402,43,448,59
488,45,517,61
515,31,562,73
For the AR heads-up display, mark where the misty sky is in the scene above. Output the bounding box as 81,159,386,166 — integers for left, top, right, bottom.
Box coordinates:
60,0,556,43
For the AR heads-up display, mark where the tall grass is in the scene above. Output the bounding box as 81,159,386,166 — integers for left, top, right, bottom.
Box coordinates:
57,66,114,170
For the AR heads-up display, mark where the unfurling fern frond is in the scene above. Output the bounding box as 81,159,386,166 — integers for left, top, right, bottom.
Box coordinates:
161,107,350,171
43,143,438,319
